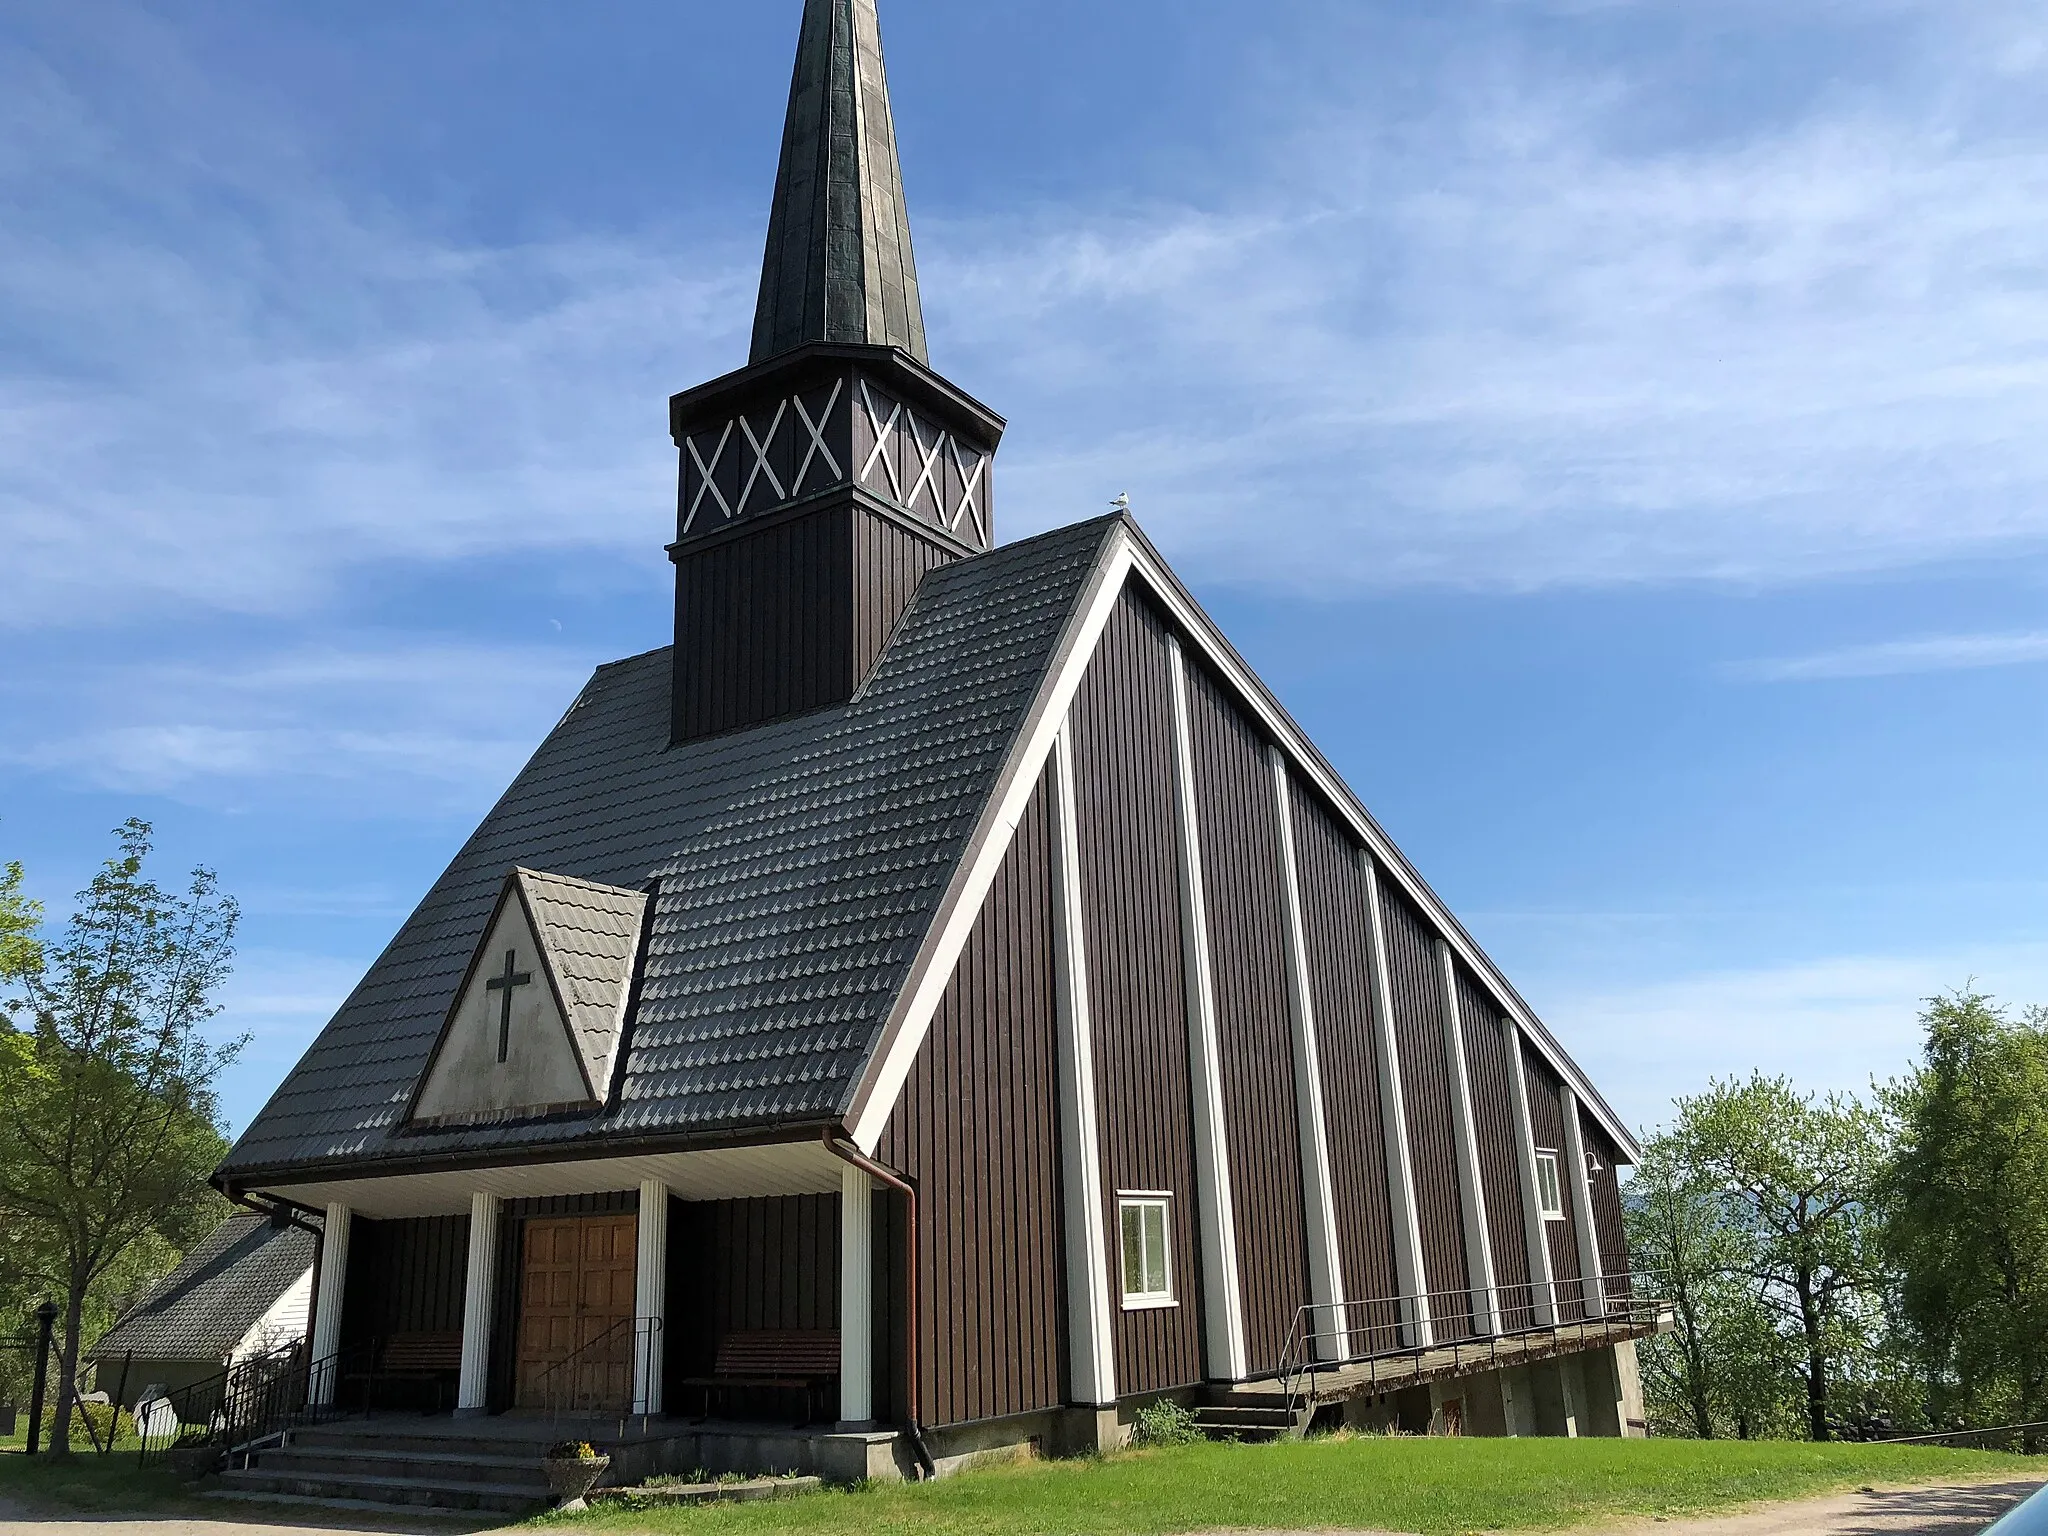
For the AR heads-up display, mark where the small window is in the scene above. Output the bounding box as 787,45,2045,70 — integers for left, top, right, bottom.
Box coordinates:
1535,1151,1566,1220
1118,1195,1175,1310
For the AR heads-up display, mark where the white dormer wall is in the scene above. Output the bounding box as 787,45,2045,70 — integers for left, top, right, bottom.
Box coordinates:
229,1263,313,1366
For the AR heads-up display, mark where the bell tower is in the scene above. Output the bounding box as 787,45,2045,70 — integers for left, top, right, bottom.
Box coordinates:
668,0,1005,745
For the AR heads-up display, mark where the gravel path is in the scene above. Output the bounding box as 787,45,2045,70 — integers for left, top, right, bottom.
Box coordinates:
0,1493,509,1536
1581,1477,2043,1535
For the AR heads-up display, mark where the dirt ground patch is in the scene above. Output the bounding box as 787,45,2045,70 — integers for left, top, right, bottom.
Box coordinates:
1580,1475,2042,1534
0,1491,509,1536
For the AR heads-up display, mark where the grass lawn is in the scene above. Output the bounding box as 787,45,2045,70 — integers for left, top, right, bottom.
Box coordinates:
536,1435,2048,1536
0,1445,190,1514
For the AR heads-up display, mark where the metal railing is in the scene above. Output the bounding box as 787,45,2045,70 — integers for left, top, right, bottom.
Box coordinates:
136,1340,311,1471
521,1316,664,1437
1277,1271,1670,1426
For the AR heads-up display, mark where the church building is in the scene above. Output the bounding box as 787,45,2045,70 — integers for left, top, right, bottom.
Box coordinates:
217,0,1658,1489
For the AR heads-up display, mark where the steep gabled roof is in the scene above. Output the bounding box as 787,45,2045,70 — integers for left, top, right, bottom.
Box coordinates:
219,517,1117,1182
90,1214,314,1364
519,868,648,1094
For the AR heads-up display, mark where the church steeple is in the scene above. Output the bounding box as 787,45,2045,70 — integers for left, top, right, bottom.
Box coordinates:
666,0,1003,746
752,0,928,365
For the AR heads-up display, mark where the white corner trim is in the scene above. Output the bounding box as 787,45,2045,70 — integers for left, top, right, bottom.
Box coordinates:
1504,1013,1560,1326
1050,720,1119,1406
1361,852,1432,1349
1560,1084,1608,1318
1269,747,1349,1363
1436,939,1499,1336
1119,542,1637,1163
848,531,1138,1153
1168,634,1249,1383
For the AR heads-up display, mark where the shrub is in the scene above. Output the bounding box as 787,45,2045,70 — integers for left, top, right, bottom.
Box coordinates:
1130,1398,1204,1448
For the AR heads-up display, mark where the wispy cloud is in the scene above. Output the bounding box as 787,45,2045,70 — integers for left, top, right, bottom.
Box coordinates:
1541,945,2048,1132
1735,631,2048,681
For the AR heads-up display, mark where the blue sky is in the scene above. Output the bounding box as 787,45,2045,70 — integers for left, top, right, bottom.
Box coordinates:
4,0,2047,1140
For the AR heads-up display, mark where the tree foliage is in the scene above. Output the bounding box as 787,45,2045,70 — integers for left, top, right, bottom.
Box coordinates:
1878,990,2048,1447
0,822,241,1456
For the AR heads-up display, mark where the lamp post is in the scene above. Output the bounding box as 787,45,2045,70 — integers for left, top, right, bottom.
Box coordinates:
25,1301,58,1456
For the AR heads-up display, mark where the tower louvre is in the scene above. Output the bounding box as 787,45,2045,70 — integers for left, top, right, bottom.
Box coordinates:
667,0,1001,745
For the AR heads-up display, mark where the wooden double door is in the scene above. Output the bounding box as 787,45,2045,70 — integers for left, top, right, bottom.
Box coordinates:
514,1214,638,1411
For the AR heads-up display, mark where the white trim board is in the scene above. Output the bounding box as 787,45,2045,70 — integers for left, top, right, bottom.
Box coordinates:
845,520,1638,1165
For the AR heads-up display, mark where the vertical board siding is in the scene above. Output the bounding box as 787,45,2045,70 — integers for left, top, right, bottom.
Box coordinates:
1455,968,1535,1330
340,1215,470,1350
1289,788,1402,1347
1184,663,1311,1376
1071,588,1207,1393
875,769,1065,1428
852,512,955,686
1520,1043,1586,1320
1378,892,1476,1337
672,507,853,742
668,1195,841,1397
1584,1116,1631,1298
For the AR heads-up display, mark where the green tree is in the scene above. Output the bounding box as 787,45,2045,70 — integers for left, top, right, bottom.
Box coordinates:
1676,1074,1887,1441
1628,1129,1805,1438
0,854,40,985
0,821,241,1457
1879,989,2048,1448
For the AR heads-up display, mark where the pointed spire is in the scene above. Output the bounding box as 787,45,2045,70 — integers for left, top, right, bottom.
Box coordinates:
751,0,929,366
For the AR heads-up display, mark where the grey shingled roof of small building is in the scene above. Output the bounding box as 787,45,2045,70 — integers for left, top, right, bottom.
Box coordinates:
91,1214,315,1363
220,517,1115,1180
512,868,648,1097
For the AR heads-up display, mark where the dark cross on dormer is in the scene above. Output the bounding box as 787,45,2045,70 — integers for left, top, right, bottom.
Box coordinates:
485,948,532,1064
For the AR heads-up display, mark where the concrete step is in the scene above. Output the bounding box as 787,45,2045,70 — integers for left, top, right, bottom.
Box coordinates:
217,1467,547,1516
259,1446,551,1487
201,1489,490,1524
1193,1403,1305,1442
289,1427,557,1461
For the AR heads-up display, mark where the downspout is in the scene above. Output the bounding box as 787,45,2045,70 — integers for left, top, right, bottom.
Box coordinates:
824,1133,935,1480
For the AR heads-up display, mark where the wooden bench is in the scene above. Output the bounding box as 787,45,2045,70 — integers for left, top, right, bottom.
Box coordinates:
345,1332,462,1413
681,1330,840,1424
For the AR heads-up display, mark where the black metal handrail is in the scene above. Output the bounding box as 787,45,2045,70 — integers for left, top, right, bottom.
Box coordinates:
1276,1271,1670,1425
522,1315,664,1437
135,1340,310,1471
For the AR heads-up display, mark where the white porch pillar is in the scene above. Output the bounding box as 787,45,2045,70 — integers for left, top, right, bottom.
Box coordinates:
1270,748,1348,1362
457,1192,502,1416
308,1203,351,1406
1360,854,1431,1349
1051,722,1119,1405
1560,1086,1608,1318
1437,941,1499,1335
839,1165,874,1424
1166,636,1248,1382
634,1179,670,1415
1504,1017,1560,1326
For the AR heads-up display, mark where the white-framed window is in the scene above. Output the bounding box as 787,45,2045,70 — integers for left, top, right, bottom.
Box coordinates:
1118,1193,1175,1310
1535,1150,1566,1220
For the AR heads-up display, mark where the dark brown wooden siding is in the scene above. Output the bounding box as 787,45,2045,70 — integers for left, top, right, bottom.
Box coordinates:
1455,968,1535,1329
875,768,1065,1428
1071,588,1206,1392
1289,787,1402,1349
1378,891,1475,1337
664,1194,841,1421
852,511,954,685
1184,664,1310,1376
1520,1042,1587,1320
341,1214,469,1351
1583,1115,1630,1298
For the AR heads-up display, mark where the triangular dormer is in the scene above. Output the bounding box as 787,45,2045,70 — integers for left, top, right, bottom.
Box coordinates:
406,868,650,1129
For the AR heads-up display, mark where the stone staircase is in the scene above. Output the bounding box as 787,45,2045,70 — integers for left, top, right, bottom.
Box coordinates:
208,1423,555,1516
1191,1396,1311,1443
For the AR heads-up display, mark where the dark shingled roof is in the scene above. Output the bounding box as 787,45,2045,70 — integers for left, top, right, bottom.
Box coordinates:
220,518,1115,1181
91,1215,315,1363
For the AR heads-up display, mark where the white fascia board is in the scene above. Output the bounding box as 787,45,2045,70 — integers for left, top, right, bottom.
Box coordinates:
847,529,1138,1152
1117,542,1640,1164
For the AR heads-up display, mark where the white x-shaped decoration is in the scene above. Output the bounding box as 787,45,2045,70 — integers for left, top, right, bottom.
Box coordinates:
859,380,904,501
950,439,987,543
904,412,948,520
737,399,789,514
684,420,736,533
791,378,844,496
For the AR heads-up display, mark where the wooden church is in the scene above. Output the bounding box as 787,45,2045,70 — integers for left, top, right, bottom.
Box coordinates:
216,0,1659,1492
